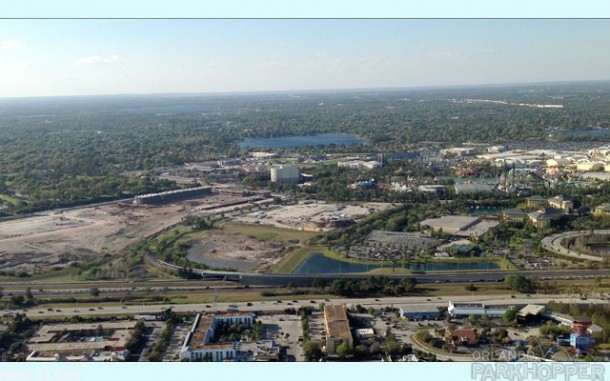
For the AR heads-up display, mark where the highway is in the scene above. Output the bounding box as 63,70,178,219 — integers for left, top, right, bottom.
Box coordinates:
2,268,610,296
205,268,610,287
19,293,608,319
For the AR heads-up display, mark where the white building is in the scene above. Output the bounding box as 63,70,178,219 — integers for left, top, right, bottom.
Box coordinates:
337,160,382,170
270,165,300,184
180,312,256,362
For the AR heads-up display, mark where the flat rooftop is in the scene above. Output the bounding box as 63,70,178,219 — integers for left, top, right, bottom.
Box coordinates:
324,305,352,342
29,321,138,344
367,230,443,250
420,215,480,232
27,321,138,355
188,315,214,350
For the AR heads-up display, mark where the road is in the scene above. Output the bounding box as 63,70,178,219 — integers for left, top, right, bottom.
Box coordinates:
20,293,607,319
2,266,610,297
540,229,610,262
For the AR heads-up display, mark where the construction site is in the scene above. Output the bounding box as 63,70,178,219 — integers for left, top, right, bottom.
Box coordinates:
234,201,394,232
0,190,274,277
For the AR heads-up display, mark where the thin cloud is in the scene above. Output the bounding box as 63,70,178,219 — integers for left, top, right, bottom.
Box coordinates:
73,54,125,66
1,40,24,51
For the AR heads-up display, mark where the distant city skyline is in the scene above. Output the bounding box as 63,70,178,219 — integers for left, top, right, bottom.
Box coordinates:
1,19,610,98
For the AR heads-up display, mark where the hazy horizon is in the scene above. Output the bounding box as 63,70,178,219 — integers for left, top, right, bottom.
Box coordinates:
2,19,610,98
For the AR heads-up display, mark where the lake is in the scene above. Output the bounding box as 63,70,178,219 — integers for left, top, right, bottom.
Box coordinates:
293,252,499,274
238,134,367,149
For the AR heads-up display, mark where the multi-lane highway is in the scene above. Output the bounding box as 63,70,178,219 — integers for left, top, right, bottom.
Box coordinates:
19,293,608,319
1,267,609,297
205,268,610,286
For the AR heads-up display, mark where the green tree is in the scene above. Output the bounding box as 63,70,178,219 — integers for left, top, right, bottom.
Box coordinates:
303,341,323,361
504,274,535,293
336,341,352,358
90,287,100,298
312,277,326,290
503,308,518,324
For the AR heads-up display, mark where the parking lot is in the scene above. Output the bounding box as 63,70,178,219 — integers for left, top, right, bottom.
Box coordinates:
162,321,191,361
258,313,304,361
139,322,166,362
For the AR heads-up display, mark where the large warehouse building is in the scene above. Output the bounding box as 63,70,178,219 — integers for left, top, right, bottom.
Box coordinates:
133,186,212,205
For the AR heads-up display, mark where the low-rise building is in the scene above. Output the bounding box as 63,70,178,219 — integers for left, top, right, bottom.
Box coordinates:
593,203,610,217
337,160,382,170
517,305,545,325
420,216,480,235
180,312,260,362
445,328,478,347
26,321,139,362
453,183,495,195
502,208,527,223
447,301,507,318
548,195,573,213
527,207,564,228
323,304,353,355
526,195,548,209
399,308,443,321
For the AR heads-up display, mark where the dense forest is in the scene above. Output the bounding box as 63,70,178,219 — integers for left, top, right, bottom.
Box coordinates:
1,81,610,213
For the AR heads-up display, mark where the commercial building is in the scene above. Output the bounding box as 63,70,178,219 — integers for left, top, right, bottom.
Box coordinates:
180,312,270,362
133,186,212,205
453,183,495,195
399,307,443,321
26,321,139,362
420,216,480,235
270,165,300,184
337,160,382,170
323,304,353,355
367,230,443,252
447,301,507,318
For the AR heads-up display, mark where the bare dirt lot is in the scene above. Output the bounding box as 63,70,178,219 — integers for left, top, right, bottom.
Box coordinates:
186,233,287,272
0,193,265,274
235,201,395,231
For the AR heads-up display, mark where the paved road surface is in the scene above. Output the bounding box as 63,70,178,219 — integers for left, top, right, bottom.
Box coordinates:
21,293,607,319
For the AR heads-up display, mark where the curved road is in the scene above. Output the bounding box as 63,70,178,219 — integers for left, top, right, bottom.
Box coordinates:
540,229,610,262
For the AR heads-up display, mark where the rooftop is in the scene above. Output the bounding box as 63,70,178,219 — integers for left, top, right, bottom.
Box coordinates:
324,305,352,342
420,215,480,232
27,321,138,355
518,304,545,318
447,329,477,341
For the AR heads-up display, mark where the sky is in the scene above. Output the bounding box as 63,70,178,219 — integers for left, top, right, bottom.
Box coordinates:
1,19,610,97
